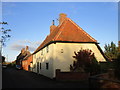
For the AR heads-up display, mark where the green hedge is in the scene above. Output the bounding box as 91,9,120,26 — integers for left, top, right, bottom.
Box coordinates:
99,61,115,73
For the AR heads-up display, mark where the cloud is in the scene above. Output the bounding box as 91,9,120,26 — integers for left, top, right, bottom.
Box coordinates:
9,40,41,52
10,44,25,51
14,40,41,46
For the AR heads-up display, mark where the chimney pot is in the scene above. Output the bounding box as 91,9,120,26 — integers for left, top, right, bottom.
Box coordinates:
26,46,29,51
50,20,56,33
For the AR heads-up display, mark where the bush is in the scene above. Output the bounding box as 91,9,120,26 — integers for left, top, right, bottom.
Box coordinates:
70,49,100,75
100,61,116,73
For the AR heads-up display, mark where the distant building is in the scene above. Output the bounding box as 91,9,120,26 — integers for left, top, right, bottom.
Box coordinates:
22,54,33,71
32,13,107,79
16,46,31,69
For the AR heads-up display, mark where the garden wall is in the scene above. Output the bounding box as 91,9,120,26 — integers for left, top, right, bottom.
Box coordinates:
55,69,89,81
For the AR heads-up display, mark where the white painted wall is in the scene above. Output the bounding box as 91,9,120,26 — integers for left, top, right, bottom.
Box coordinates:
33,42,106,78
32,43,55,78
53,43,106,77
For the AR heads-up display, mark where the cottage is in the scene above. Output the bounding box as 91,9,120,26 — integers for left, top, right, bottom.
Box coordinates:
16,46,31,69
32,13,106,79
22,46,33,71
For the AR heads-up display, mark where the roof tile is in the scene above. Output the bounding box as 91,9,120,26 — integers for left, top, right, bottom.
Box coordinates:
34,17,97,53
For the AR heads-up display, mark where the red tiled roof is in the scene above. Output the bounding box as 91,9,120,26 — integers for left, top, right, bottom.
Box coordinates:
34,17,97,54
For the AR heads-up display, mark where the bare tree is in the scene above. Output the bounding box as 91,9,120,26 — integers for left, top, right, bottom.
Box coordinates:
0,22,11,63
0,22,11,53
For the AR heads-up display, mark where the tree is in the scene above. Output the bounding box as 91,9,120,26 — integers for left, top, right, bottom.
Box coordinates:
0,22,11,48
0,21,11,63
104,41,120,80
104,41,119,60
70,49,100,75
2,56,5,63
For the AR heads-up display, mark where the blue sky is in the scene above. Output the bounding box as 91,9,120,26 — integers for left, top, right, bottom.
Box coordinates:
2,2,118,62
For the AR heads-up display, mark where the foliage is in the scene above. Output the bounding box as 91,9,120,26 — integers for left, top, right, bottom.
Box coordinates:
0,22,11,47
104,41,120,80
104,41,119,60
2,56,5,63
70,49,100,75
99,61,116,73
103,41,120,80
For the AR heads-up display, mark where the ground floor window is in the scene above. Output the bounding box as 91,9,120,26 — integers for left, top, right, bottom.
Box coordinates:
37,62,39,73
40,63,41,70
46,63,49,70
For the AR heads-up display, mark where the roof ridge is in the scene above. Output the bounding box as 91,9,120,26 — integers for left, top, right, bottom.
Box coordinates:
54,19,68,40
67,18,97,42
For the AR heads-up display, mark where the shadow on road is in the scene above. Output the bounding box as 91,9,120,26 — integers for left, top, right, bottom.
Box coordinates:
2,67,89,88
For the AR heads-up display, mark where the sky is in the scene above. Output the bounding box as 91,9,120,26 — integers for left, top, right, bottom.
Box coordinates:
1,2,118,62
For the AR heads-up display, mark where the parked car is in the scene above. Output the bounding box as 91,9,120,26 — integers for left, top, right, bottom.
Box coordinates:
16,65,22,70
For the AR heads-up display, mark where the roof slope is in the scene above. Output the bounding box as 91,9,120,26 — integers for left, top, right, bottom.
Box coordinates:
34,17,97,54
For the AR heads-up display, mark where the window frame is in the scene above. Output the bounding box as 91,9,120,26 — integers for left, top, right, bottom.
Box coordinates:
46,63,49,70
46,46,49,53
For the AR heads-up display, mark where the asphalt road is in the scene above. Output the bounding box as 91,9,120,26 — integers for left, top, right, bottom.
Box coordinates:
2,67,89,89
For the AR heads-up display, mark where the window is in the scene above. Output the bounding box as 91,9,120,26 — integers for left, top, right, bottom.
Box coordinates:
41,50,43,55
61,49,63,53
37,62,39,73
40,63,41,70
46,63,49,70
46,46,49,53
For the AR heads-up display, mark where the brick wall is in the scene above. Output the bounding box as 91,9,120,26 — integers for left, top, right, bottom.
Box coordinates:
22,55,33,71
56,69,89,81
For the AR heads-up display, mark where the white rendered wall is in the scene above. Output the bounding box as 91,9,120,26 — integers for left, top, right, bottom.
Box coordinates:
53,43,106,77
32,44,55,78
33,42,106,78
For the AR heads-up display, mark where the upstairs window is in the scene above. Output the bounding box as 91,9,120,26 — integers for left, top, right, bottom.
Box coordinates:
61,49,63,53
46,46,49,53
41,50,43,55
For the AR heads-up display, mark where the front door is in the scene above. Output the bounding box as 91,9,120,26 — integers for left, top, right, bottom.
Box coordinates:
28,65,30,71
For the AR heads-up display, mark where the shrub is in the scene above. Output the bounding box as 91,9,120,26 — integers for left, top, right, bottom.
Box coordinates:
70,49,100,75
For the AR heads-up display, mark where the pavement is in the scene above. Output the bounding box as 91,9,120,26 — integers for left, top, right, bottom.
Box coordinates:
2,67,89,89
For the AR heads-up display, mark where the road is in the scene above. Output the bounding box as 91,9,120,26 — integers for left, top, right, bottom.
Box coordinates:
2,67,89,88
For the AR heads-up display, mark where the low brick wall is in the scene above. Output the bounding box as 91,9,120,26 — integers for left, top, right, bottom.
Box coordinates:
56,69,90,81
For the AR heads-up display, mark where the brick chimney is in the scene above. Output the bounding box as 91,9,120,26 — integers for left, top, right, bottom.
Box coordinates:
26,46,29,51
50,20,56,33
59,13,67,25
21,48,25,54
